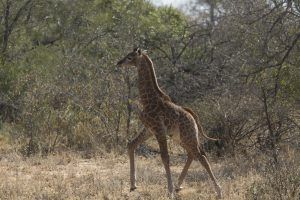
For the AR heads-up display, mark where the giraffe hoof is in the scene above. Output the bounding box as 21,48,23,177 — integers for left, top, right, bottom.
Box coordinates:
216,192,223,199
216,185,222,199
217,194,222,199
168,192,175,199
130,186,137,192
175,186,183,192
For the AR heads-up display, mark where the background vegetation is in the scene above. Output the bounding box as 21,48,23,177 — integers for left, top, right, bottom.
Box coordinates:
0,0,299,199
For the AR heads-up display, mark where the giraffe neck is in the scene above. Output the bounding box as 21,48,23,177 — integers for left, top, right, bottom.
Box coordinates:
137,54,171,107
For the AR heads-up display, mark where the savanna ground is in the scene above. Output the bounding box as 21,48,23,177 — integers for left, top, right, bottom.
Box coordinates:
1,141,299,200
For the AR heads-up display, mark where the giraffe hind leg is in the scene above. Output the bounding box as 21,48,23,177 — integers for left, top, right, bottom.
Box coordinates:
195,149,222,199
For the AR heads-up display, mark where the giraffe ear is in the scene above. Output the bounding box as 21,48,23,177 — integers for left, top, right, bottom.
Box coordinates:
133,47,142,55
137,48,142,55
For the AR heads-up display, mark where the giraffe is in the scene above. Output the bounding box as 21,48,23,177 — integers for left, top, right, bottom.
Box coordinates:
117,48,222,199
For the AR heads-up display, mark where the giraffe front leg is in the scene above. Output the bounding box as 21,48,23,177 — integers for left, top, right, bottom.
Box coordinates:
155,133,174,198
196,151,222,199
128,128,151,191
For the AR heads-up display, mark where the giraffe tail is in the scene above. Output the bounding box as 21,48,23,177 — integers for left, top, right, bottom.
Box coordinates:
182,107,219,141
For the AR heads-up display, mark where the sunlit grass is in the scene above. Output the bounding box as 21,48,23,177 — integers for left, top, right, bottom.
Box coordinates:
2,150,292,200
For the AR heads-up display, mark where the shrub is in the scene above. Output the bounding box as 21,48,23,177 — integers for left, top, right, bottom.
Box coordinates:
246,160,300,200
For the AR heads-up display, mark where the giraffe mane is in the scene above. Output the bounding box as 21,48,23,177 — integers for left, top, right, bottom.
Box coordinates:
142,54,172,101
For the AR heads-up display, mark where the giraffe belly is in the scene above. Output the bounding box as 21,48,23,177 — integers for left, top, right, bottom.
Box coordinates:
169,126,181,144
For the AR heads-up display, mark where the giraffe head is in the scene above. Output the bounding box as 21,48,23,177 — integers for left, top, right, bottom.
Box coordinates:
117,48,144,67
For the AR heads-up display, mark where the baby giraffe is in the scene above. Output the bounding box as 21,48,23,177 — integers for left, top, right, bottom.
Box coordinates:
117,48,222,199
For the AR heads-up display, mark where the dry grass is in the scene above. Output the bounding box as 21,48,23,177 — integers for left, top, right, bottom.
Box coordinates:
0,148,271,200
